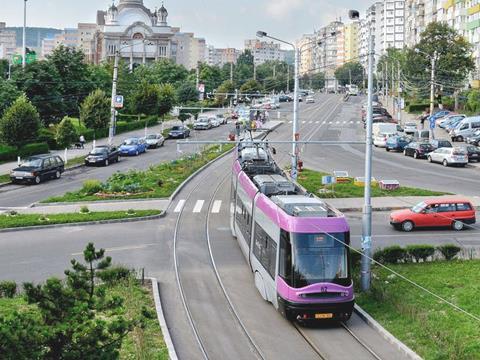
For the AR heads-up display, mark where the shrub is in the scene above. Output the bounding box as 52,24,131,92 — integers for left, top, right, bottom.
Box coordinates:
0,95,41,146
406,103,431,114
38,215,49,222
97,265,133,286
81,179,103,195
0,281,17,298
374,246,407,264
406,244,435,263
437,244,461,261
126,209,136,215
37,128,58,149
79,205,90,214
18,142,49,158
55,117,78,149
0,144,16,162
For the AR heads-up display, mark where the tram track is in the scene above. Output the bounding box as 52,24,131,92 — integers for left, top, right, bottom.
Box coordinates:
340,322,383,360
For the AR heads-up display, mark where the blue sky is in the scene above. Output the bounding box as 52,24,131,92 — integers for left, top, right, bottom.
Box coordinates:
2,0,371,48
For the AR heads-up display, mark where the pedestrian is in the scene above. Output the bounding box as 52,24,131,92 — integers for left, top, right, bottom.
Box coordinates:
235,121,240,136
79,135,86,149
420,108,429,130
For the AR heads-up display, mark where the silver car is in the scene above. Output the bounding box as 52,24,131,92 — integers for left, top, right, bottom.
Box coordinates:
144,134,165,148
404,122,417,135
427,147,468,167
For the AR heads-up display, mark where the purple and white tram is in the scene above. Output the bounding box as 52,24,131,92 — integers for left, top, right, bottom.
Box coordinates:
231,141,354,322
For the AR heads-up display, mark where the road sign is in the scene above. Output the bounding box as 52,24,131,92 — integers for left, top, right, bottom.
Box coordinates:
322,176,337,185
429,117,436,129
114,95,124,109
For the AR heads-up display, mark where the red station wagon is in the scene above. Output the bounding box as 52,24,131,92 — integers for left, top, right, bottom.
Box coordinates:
390,198,476,232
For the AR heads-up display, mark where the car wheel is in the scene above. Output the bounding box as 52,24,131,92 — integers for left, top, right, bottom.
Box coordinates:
55,170,61,179
34,176,41,185
386,148,390,152
428,156,432,163
452,221,464,231
414,152,418,159
401,220,414,232
443,159,448,167
403,150,407,156
135,150,139,156
457,136,464,142
105,159,109,166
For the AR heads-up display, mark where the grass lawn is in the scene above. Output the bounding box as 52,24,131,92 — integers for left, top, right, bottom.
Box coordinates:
43,144,235,203
0,173,9,184
0,278,168,359
298,168,448,198
356,261,480,360
0,210,161,229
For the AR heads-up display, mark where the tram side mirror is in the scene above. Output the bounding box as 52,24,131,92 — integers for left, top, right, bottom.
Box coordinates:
272,147,277,155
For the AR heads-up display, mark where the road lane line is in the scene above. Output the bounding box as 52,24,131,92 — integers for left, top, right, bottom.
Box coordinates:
174,200,186,213
315,121,320,124
211,200,222,214
193,200,205,213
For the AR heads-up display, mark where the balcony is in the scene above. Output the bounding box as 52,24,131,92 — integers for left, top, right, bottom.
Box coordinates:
468,4,480,16
442,0,454,10
467,19,480,30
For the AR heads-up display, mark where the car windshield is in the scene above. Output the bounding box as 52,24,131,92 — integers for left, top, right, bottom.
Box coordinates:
172,126,182,131
21,158,43,167
123,139,138,145
291,233,348,287
91,148,107,155
197,118,208,123
412,202,427,213
406,122,416,127
419,144,432,149
146,135,157,139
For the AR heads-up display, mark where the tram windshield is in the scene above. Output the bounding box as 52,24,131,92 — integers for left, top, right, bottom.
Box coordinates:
291,233,349,287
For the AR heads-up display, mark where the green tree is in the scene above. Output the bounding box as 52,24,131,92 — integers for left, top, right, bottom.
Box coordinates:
158,84,176,118
334,62,364,86
311,72,326,90
199,64,223,93
237,50,254,67
55,116,78,148
131,81,161,116
240,79,262,94
0,95,41,146
80,89,110,131
215,80,235,106
0,59,8,79
405,22,475,94
134,59,189,88
0,79,22,117
12,61,65,125
87,63,112,94
466,90,480,112
48,46,90,117
176,82,199,104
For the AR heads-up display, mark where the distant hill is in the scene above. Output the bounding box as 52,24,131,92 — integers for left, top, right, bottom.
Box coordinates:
6,27,62,47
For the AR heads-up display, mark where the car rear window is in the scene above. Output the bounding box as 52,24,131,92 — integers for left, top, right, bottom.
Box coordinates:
456,203,472,211
436,204,457,213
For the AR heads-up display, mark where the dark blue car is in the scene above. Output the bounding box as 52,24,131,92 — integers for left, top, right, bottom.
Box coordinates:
386,135,412,152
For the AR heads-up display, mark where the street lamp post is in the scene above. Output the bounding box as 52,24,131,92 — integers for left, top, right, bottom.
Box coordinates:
109,41,145,145
22,0,27,69
350,9,373,291
415,48,438,139
257,31,300,180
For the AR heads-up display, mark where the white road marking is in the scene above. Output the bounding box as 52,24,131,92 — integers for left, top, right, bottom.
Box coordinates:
336,121,340,124
288,121,292,123
72,244,157,256
174,200,186,213
357,121,361,124
302,121,306,124
315,121,320,124
343,121,347,124
328,121,333,124
211,200,222,213
309,120,314,124
193,200,205,213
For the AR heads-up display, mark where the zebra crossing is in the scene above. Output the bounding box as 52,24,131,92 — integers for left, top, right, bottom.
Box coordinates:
288,120,362,125
173,199,225,214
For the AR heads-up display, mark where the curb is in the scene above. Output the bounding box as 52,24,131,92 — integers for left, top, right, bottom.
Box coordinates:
354,305,422,360
33,197,170,208
149,277,178,360
0,212,165,233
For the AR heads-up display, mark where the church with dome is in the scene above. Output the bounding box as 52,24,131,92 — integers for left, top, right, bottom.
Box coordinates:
91,0,205,69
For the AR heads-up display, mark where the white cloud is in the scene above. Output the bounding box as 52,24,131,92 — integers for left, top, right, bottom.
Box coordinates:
264,0,305,20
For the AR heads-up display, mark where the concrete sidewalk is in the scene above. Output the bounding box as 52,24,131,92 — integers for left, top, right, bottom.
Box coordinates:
0,199,170,215
0,119,185,175
328,195,480,212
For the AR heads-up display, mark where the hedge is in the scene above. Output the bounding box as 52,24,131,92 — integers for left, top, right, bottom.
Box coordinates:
374,244,463,264
0,142,49,162
80,118,160,142
406,103,431,114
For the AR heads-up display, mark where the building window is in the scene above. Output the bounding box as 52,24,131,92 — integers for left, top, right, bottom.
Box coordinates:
133,33,144,40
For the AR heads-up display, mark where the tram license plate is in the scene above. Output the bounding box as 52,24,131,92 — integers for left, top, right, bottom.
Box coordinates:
315,313,333,319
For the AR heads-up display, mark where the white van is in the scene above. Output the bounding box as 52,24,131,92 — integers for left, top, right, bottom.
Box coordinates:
372,123,397,137
450,117,480,142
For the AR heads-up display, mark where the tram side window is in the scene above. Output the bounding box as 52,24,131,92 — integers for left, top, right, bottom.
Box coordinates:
235,199,251,247
254,223,276,279
279,231,292,282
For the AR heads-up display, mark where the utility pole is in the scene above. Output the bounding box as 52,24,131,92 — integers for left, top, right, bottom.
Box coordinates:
287,65,290,92
253,60,257,81
230,62,233,82
109,51,120,145
429,51,437,140
273,64,276,78
22,0,27,69
385,61,389,105
291,47,299,180
196,63,200,89
397,62,402,125
349,69,352,85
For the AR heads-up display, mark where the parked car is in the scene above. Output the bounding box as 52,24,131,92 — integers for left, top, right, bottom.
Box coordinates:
85,145,119,166
306,96,315,104
279,95,293,102
119,138,147,156
466,129,480,146
374,132,395,147
10,154,64,185
385,135,412,152
429,110,451,123
390,198,476,232
438,114,465,128
403,142,434,159
411,129,430,142
445,117,464,132
193,117,212,130
427,147,468,167
216,113,227,125
429,139,452,150
169,125,190,139
450,116,480,142
403,122,417,135
144,134,165,148
209,116,221,127
459,145,480,162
